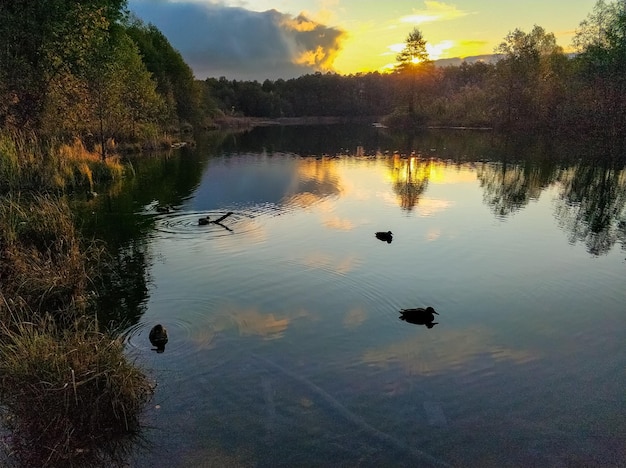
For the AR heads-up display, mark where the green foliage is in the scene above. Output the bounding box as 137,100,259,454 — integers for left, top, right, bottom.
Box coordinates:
491,25,567,129
87,28,165,144
573,0,626,134
205,72,394,119
0,0,128,129
125,18,202,127
2,1,626,139
381,107,428,130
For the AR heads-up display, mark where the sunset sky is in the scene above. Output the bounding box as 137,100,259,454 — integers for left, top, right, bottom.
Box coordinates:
129,0,599,81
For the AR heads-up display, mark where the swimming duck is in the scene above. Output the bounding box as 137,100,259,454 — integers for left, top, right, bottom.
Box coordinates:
198,216,210,225
149,324,168,352
157,204,173,213
399,307,439,328
375,231,393,243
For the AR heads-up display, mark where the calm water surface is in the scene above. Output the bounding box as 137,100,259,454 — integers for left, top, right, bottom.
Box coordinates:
98,127,624,467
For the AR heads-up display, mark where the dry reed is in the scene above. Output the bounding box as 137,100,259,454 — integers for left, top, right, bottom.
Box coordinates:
0,190,152,466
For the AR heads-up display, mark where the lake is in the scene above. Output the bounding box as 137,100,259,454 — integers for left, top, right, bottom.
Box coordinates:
86,125,625,467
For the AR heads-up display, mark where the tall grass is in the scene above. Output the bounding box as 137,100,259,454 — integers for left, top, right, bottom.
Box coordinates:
0,131,126,194
0,310,153,467
0,194,97,321
0,193,153,466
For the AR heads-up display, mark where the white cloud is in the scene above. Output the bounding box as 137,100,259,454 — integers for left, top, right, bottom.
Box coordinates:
129,0,346,80
400,1,469,25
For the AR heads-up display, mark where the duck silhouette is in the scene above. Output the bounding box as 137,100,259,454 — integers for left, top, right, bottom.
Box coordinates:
157,204,173,213
399,307,439,328
149,324,168,353
198,216,211,225
375,231,393,243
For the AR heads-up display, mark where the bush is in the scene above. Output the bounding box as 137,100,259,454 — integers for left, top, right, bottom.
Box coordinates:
0,194,153,466
382,107,429,130
0,311,153,467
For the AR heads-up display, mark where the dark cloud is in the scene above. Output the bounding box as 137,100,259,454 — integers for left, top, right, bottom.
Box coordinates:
128,1,346,81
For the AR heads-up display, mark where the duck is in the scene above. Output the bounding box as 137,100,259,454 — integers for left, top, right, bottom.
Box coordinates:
156,204,173,213
375,231,393,243
149,324,168,352
198,216,211,225
399,307,439,328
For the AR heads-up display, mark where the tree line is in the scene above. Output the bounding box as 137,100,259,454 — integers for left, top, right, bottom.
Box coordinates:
204,0,626,136
1,0,624,149
0,0,214,155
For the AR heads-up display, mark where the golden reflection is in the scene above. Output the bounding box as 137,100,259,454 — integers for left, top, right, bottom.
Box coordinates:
297,158,342,189
415,198,453,217
301,252,360,275
284,191,322,208
192,306,291,343
363,327,537,377
283,158,344,209
388,156,434,211
322,215,354,231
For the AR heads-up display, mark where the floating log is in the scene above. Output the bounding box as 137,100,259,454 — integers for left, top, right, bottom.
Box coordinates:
212,212,234,224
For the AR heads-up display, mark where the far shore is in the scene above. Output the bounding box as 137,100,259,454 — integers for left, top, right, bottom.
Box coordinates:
209,115,493,131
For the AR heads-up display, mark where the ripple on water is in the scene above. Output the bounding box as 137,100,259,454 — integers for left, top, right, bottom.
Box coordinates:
148,203,288,244
123,294,227,358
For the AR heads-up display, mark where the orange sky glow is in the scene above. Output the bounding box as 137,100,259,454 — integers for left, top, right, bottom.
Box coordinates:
130,0,602,80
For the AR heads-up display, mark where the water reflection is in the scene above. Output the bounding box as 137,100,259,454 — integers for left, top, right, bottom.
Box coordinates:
191,153,343,213
389,156,431,211
475,161,548,218
77,125,626,467
363,327,538,377
556,160,626,255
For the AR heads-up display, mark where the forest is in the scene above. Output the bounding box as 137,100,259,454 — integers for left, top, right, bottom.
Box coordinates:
1,0,625,149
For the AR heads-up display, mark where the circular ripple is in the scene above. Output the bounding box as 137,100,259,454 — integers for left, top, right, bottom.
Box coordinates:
152,210,262,240
123,294,229,359
123,318,191,356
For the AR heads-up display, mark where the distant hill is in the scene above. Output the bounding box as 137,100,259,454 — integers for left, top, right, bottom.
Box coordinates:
434,52,576,67
433,55,503,67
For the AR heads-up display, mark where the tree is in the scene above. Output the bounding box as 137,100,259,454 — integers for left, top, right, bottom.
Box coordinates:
393,27,433,122
125,18,201,128
492,25,565,129
573,0,621,52
573,0,626,134
0,0,127,129
395,27,430,70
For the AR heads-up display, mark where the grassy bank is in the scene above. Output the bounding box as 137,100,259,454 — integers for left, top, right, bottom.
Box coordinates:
0,131,126,194
0,134,152,466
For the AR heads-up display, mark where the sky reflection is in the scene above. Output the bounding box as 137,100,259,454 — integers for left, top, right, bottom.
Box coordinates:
130,133,625,467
